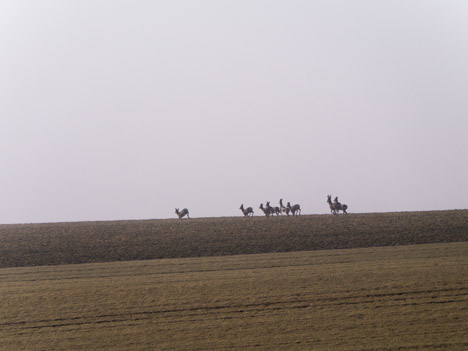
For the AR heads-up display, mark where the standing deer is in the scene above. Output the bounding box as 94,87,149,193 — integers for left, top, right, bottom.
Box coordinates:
327,195,348,214
279,199,290,216
266,201,282,216
327,195,338,214
259,203,274,216
334,196,348,214
287,202,301,216
240,204,254,217
175,208,190,219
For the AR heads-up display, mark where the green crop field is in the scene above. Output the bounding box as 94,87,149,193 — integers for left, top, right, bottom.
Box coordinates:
1,210,467,350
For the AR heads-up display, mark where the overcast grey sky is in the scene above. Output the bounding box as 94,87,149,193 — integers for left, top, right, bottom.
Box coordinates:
1,1,467,223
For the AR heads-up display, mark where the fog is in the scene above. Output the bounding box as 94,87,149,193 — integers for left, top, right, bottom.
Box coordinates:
1,1,467,223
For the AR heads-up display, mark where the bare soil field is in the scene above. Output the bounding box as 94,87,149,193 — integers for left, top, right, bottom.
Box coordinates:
1,210,467,268
1,243,467,350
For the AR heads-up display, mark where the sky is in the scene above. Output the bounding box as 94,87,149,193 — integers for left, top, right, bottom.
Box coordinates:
1,0,467,223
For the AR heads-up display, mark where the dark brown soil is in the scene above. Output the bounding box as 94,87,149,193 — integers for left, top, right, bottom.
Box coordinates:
1,210,467,268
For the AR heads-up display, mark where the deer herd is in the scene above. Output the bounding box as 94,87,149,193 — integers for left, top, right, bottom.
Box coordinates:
175,195,348,219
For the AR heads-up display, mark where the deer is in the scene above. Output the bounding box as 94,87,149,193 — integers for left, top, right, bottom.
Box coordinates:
266,201,282,216
279,199,291,216
334,196,348,214
259,203,274,216
175,208,190,219
327,195,339,214
287,202,301,216
240,204,254,217
327,195,348,215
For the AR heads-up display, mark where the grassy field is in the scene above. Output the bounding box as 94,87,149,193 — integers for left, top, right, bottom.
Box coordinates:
1,210,467,267
1,243,467,350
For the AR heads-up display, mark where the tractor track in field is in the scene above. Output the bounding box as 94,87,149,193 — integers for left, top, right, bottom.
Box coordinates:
1,243,467,350
3,286,467,333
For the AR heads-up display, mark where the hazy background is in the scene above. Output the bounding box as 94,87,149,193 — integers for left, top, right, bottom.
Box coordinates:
1,0,467,223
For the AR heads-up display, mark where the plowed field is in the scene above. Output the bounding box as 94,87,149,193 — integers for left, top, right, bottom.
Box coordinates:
1,210,467,350
1,210,467,268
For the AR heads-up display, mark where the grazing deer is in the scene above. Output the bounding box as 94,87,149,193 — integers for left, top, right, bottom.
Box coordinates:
279,199,291,216
266,201,282,216
259,203,273,216
287,202,301,216
175,208,190,219
240,204,254,217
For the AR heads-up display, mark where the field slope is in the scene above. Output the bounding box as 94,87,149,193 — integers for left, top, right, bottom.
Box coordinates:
1,243,467,350
1,210,467,350
1,210,467,268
